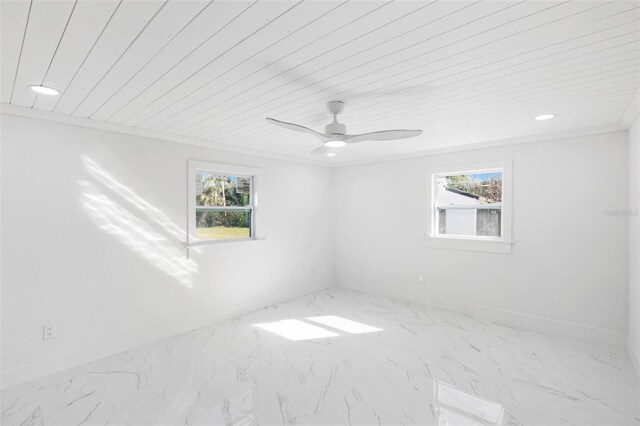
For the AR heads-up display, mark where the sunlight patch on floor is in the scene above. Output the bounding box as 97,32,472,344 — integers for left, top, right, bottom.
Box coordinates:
254,319,339,341
306,315,383,334
254,316,383,341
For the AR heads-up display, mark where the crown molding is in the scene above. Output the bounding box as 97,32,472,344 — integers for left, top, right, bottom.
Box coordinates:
0,103,330,168
332,123,626,168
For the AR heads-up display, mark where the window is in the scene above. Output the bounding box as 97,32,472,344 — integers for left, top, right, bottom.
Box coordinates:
435,170,503,238
188,161,260,244
427,161,512,253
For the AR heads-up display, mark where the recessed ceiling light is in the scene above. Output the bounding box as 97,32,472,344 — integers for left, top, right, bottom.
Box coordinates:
324,140,346,148
535,114,555,121
326,152,336,157
28,85,59,96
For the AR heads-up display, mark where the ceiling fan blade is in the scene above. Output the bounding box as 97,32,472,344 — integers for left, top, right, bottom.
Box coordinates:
346,129,423,143
266,118,326,141
310,145,330,156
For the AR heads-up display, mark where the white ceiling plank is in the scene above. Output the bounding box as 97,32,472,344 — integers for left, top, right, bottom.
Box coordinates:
147,1,472,133
403,73,638,131
71,0,211,118
1,0,31,103
118,0,428,128
352,51,640,132
201,51,640,143
112,1,300,126
88,0,252,122
9,0,76,107
152,1,494,135
33,0,120,112
230,22,639,139
130,2,388,129
326,5,640,119
327,3,634,100
227,53,640,142
194,2,623,138
312,76,639,143
52,0,166,115
168,1,600,137
138,0,354,130
187,3,637,140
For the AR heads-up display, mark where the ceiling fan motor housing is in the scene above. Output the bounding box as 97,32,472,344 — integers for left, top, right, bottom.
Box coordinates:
324,121,346,137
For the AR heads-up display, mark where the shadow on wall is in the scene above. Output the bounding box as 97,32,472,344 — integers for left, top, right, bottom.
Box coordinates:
78,156,198,288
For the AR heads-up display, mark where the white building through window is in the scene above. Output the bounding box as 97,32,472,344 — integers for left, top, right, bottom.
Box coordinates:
427,161,512,254
435,170,503,238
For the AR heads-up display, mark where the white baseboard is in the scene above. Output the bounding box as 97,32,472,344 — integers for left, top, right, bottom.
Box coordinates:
628,336,640,381
1,282,330,390
337,279,627,347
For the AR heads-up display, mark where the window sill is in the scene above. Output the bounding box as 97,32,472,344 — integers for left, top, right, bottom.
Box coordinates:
425,234,513,254
185,236,266,247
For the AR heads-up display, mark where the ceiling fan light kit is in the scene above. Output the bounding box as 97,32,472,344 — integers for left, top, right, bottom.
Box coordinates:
266,100,423,156
324,140,347,148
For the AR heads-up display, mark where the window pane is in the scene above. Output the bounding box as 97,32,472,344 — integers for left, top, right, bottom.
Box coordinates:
437,171,502,204
196,172,251,207
436,170,503,238
196,210,251,240
439,209,447,234
438,208,477,236
476,209,501,237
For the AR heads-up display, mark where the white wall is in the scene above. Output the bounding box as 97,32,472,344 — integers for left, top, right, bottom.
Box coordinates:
334,131,629,343
628,117,640,375
0,113,334,388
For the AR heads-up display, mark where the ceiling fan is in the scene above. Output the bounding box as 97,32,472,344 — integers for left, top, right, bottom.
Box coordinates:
266,101,423,156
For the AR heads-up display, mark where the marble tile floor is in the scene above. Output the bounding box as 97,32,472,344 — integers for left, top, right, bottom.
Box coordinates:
2,288,639,425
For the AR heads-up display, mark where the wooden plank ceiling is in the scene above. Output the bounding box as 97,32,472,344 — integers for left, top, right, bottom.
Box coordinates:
2,0,639,164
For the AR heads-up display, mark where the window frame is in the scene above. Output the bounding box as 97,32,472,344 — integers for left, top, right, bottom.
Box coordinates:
187,160,261,246
426,160,513,254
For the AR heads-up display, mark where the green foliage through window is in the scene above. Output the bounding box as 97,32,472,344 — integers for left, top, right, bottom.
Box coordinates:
196,174,250,207
195,172,253,240
445,172,502,203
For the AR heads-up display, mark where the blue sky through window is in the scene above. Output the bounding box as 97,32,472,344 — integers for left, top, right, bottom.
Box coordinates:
198,172,239,182
467,172,502,181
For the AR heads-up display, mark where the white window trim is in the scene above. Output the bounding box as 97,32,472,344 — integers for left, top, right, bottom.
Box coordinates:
426,160,513,254
187,160,262,247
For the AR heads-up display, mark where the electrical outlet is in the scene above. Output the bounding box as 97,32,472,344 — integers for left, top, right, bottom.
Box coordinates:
418,274,425,284
43,325,56,340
